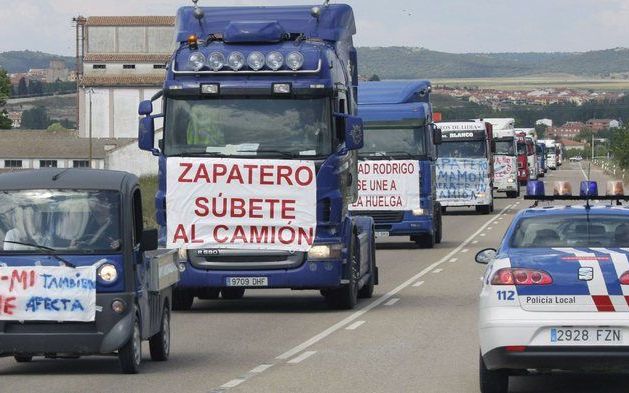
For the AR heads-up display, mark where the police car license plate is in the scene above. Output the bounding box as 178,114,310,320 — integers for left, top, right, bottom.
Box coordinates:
375,232,390,238
226,277,269,287
549,328,622,344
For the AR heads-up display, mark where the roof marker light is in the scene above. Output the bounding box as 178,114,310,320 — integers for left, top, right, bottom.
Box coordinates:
580,181,598,197
554,181,572,196
527,180,545,197
607,181,625,197
247,52,265,71
187,34,199,49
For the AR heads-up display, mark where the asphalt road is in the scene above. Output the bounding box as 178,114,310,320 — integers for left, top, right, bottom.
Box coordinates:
1,161,626,393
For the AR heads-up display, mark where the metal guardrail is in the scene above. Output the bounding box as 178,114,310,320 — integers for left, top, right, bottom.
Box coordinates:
592,158,627,182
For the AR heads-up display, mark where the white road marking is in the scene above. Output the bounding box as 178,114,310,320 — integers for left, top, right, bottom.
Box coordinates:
345,321,366,330
461,248,470,253
449,258,458,263
221,379,245,389
275,203,514,361
432,268,443,274
287,351,317,364
412,281,425,287
472,240,479,244
384,298,400,306
250,364,273,374
487,227,493,230
480,233,486,237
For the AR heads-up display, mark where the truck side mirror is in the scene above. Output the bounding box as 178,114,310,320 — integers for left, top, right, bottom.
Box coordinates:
138,116,156,152
141,229,159,252
138,100,153,116
336,113,364,151
433,127,443,145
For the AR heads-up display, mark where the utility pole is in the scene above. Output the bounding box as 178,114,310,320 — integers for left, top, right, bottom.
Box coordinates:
87,88,94,168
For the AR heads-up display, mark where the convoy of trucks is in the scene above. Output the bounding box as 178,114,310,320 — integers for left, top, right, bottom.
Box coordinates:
353,80,442,248
482,118,519,198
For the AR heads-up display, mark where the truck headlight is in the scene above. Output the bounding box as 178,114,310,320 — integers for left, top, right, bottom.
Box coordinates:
477,192,486,199
412,209,425,216
228,52,245,71
266,51,284,71
308,244,343,260
247,52,265,71
97,263,118,284
507,178,515,183
208,52,225,71
188,52,206,71
286,51,304,71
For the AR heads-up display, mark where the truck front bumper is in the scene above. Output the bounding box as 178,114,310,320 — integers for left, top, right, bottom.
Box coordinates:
494,179,519,192
374,215,433,237
0,293,135,356
178,258,345,290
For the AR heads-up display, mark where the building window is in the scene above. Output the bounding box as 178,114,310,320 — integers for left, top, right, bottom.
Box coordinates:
153,64,166,69
39,160,58,168
4,160,22,168
123,64,136,69
73,160,90,168
92,64,106,69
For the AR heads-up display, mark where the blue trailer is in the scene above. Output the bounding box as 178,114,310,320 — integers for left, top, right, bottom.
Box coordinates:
137,3,377,310
352,81,442,248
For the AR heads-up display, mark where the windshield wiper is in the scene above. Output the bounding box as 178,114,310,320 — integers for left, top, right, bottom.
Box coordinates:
360,151,416,160
2,241,76,268
170,152,228,158
237,150,301,158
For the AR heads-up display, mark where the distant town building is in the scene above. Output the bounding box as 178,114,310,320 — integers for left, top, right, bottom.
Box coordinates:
586,119,621,131
76,16,175,139
0,130,134,172
548,121,585,139
560,139,586,151
535,118,553,128
7,111,22,128
46,60,70,83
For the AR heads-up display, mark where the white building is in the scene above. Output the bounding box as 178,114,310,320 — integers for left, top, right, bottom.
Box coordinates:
535,118,553,128
77,16,175,140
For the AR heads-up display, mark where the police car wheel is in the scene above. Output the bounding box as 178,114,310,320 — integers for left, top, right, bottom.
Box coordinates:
479,353,509,393
119,314,142,374
221,288,246,300
14,355,33,363
149,306,170,361
172,289,194,311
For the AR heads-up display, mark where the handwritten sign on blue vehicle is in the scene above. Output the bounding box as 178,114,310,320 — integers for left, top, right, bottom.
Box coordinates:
0,266,96,322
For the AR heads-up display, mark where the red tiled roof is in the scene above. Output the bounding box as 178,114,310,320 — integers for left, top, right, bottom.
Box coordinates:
80,75,164,87
85,16,175,26
84,54,171,62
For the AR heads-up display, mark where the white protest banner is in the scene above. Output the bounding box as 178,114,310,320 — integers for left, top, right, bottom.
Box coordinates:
494,155,516,182
349,160,420,211
167,158,317,251
436,158,491,206
0,266,96,322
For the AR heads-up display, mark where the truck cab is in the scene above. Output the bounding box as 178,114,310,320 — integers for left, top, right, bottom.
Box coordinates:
516,135,530,184
352,80,442,248
540,139,557,170
536,142,547,176
138,4,377,310
481,118,519,199
0,169,178,373
436,121,495,214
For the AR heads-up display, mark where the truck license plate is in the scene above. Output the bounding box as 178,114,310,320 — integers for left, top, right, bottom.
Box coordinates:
226,277,269,287
375,232,390,238
550,328,622,344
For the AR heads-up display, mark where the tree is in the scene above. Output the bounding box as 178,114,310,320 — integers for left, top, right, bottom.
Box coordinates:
368,74,381,81
534,124,548,139
28,80,44,95
610,126,629,169
0,68,11,129
17,77,28,96
20,106,50,129
46,122,68,132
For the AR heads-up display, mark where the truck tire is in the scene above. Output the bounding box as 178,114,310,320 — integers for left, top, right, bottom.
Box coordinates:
506,191,517,198
149,306,170,361
479,353,509,393
197,288,221,300
14,355,33,363
325,234,359,310
413,233,435,249
172,289,194,311
435,210,443,244
221,288,246,300
358,235,376,299
119,314,142,374
476,205,491,215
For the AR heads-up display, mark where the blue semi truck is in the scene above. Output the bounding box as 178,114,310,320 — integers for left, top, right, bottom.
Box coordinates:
137,3,377,310
351,81,442,248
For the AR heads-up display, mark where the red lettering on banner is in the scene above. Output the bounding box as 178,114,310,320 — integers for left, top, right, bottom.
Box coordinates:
231,198,246,218
277,166,293,186
0,296,16,315
249,199,263,219
194,164,210,183
178,163,194,183
191,224,203,244
227,165,244,184
260,165,274,185
9,270,31,292
195,197,210,217
281,200,296,220
295,166,314,187
267,199,280,219
172,224,189,243
214,225,229,243
213,164,228,180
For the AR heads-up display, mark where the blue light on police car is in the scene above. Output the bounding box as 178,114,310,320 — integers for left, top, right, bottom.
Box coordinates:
228,52,245,71
188,52,206,71
266,51,284,71
247,52,265,71
208,52,225,71
580,181,598,197
527,180,545,197
286,52,305,71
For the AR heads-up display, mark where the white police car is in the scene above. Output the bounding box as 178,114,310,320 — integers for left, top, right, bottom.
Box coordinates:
477,180,629,393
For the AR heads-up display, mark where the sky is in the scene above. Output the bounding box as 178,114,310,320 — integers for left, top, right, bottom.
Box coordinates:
0,0,628,55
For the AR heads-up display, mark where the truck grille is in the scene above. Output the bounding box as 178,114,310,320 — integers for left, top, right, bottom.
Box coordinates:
188,250,306,270
353,211,405,224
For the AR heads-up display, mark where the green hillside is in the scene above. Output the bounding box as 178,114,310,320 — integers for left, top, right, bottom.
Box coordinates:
0,51,74,73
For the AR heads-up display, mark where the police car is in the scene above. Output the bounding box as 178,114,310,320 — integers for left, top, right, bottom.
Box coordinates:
476,180,629,393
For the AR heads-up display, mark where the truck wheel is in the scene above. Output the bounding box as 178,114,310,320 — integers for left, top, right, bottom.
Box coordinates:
172,289,194,311
325,235,359,310
149,306,170,361
479,353,509,393
197,288,221,300
506,191,517,198
441,206,447,214
119,314,142,374
435,210,443,244
476,205,491,215
221,288,245,300
358,236,376,299
14,355,33,363
413,233,435,249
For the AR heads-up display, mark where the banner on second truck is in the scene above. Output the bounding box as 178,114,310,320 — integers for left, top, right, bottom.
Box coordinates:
166,158,317,251
349,160,420,211
436,158,491,206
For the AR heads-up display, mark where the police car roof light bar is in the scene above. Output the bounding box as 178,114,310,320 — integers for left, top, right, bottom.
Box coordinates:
525,180,629,202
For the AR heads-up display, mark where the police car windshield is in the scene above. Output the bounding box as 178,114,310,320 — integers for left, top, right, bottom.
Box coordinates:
359,127,427,158
510,215,629,248
495,140,515,155
165,98,332,158
438,141,486,159
0,190,121,254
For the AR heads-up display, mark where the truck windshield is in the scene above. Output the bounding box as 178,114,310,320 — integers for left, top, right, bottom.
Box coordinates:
517,142,527,155
510,215,629,248
495,140,515,155
438,141,486,159
164,98,332,158
0,190,121,254
359,127,427,158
